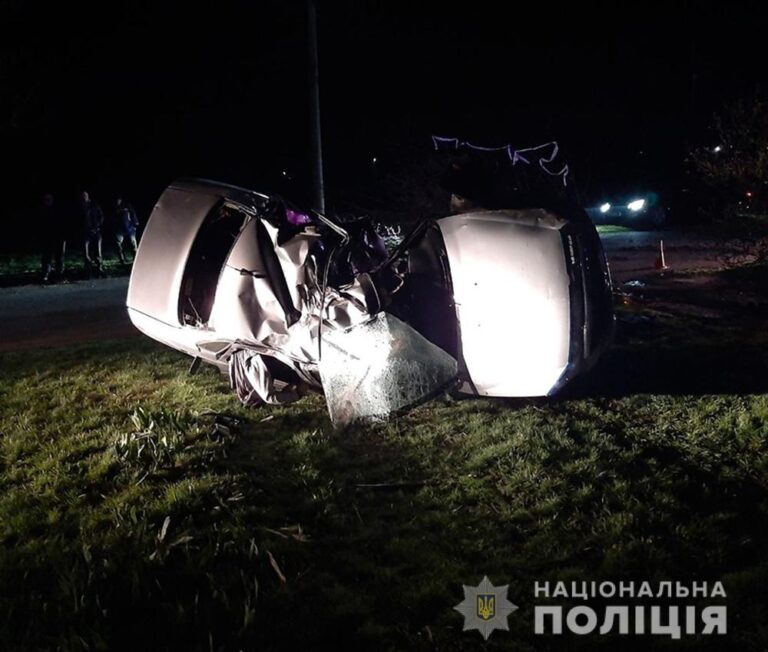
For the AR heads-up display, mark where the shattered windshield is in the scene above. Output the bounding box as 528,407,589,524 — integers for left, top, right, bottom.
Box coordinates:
317,312,458,427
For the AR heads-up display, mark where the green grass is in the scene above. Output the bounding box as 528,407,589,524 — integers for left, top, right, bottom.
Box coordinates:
2,279,768,650
595,224,634,234
0,251,131,286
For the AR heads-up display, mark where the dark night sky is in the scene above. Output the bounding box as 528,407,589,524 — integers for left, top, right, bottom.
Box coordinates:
1,0,766,242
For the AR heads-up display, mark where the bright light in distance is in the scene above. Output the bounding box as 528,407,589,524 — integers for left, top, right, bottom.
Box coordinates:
599,202,611,213
713,145,722,153
627,199,646,212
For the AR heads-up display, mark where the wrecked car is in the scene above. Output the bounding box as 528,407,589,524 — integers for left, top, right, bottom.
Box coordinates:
127,179,613,426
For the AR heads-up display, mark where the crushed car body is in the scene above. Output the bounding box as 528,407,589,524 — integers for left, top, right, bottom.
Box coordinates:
127,179,613,426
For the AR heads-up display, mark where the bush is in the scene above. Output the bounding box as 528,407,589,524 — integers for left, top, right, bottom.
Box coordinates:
688,94,768,217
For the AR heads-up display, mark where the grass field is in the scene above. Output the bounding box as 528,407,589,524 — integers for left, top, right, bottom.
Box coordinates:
594,224,633,235
2,268,768,650
0,252,131,287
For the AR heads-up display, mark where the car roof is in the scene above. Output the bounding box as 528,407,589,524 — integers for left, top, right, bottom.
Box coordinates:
126,179,270,326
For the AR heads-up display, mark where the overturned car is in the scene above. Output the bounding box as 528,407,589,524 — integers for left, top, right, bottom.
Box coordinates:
127,179,613,427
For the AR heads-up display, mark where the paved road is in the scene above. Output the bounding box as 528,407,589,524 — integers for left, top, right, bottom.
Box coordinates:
0,230,750,352
600,230,743,282
0,277,136,352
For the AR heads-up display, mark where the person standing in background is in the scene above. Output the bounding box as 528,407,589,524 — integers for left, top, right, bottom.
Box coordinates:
39,192,67,283
114,196,140,263
78,190,104,276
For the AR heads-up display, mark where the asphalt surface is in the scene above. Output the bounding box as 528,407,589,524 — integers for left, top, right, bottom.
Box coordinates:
0,230,744,352
0,276,136,352
600,230,740,281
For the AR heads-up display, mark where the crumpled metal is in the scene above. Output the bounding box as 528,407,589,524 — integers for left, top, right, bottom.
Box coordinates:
228,349,301,407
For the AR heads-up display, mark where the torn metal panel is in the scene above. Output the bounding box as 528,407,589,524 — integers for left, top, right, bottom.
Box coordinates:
229,349,302,407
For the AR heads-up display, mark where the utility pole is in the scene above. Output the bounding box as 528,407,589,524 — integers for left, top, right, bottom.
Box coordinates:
307,0,325,214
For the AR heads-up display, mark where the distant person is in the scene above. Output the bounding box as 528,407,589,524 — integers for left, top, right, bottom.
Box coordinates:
77,190,104,276
39,192,67,283
114,197,139,263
